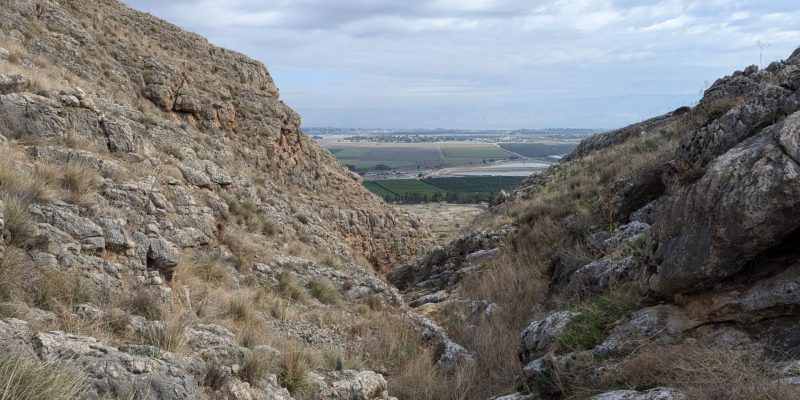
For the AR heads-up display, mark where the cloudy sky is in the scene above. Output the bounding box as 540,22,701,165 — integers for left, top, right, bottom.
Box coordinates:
124,0,800,130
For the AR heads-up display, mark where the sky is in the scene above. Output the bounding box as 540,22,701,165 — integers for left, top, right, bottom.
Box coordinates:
124,0,800,130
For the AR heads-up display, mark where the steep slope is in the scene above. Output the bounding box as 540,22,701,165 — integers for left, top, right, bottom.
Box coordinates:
0,0,437,399
0,0,429,270
391,49,800,399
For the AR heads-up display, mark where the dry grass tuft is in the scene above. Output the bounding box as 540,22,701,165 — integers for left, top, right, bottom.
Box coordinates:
278,271,306,302
309,277,341,305
611,344,800,400
0,348,88,400
61,162,101,206
33,269,94,311
142,310,192,354
240,348,280,387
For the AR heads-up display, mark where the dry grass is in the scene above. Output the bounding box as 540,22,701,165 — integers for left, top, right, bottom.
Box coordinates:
0,248,27,301
278,341,319,394
141,309,192,354
240,348,280,387
0,348,88,400
309,277,341,305
609,344,800,400
33,269,95,311
0,152,58,204
278,271,307,302
388,349,475,400
1,197,36,247
61,162,101,206
186,253,230,286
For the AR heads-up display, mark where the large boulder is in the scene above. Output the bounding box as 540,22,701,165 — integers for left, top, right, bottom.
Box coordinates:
305,370,397,400
518,311,578,365
648,111,800,295
32,331,203,400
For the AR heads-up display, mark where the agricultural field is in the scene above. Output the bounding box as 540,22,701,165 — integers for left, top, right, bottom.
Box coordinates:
498,142,577,158
440,143,513,159
365,176,524,203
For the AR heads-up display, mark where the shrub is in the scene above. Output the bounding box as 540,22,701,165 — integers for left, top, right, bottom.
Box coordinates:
0,348,88,400
309,278,341,305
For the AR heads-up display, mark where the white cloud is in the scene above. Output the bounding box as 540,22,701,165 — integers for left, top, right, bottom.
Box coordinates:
123,0,800,129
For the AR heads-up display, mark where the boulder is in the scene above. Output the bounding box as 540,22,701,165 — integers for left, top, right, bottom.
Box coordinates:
649,111,800,295
32,331,203,400
589,387,686,400
305,370,397,400
519,311,578,365
0,74,30,94
146,236,180,275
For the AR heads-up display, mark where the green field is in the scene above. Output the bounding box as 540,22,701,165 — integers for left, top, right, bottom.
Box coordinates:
334,149,370,158
365,176,524,203
498,142,577,158
324,142,520,171
441,144,512,159
339,160,417,170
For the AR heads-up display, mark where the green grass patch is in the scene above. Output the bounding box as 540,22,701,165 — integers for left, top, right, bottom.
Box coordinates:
557,284,643,353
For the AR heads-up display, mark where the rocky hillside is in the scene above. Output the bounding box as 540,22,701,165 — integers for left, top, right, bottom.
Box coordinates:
0,0,442,399
389,50,800,399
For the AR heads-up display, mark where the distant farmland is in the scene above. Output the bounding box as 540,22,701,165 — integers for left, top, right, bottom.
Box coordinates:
364,176,525,203
440,144,513,159
498,142,577,158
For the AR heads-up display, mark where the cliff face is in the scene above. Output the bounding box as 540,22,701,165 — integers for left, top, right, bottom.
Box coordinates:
390,49,800,399
0,1,434,399
0,0,429,271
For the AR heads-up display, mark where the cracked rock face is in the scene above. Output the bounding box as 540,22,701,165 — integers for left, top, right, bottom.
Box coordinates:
649,111,800,295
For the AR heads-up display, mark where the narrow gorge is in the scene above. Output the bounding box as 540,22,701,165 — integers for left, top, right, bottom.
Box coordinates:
1,1,800,400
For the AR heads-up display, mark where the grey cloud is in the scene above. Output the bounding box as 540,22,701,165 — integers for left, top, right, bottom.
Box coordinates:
123,0,800,129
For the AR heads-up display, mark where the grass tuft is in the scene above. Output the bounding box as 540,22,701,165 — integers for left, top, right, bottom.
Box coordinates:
309,277,341,305
0,349,88,400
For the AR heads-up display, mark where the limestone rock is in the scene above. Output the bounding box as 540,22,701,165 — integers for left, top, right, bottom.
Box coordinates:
649,111,800,295
146,236,180,275
306,370,397,400
589,387,686,400
0,74,30,94
519,311,578,365
33,331,203,399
